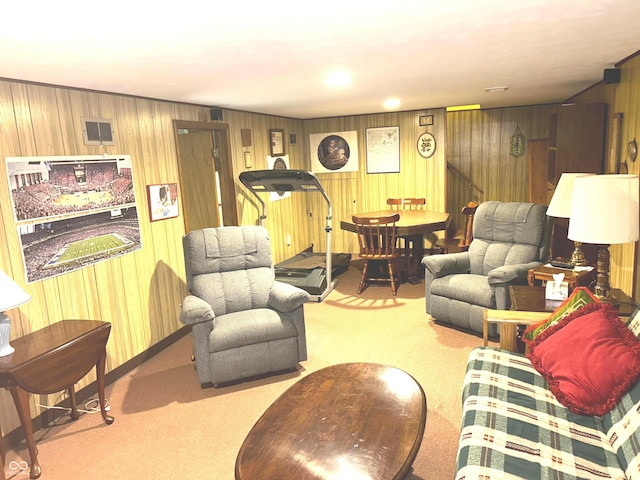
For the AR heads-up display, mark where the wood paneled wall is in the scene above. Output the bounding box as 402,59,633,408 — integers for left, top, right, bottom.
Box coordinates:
226,109,447,257
568,53,640,298
222,109,307,260
446,105,556,228
300,110,447,254
0,80,208,433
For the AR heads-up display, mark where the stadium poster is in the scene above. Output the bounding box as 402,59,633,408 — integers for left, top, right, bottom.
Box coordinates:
6,155,142,283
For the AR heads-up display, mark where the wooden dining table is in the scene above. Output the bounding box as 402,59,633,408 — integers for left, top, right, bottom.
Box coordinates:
340,209,450,283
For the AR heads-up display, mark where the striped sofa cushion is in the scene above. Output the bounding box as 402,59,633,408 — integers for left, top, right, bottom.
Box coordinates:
603,308,640,480
457,347,625,480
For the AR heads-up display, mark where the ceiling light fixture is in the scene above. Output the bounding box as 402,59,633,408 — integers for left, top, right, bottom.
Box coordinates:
383,98,401,109
325,72,352,88
485,86,509,93
446,104,481,112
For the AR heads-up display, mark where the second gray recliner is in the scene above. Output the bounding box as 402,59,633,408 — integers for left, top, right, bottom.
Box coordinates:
422,201,552,336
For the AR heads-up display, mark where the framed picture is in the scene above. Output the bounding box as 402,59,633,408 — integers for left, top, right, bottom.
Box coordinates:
6,154,142,283
366,126,400,173
419,115,434,126
241,128,252,147
147,183,179,222
309,130,359,173
417,132,436,158
270,129,285,156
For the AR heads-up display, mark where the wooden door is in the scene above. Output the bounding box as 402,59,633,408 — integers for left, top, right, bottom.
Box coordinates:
173,120,238,233
527,138,550,204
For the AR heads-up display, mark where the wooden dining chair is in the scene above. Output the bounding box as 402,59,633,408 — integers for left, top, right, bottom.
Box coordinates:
386,198,426,210
352,213,401,295
435,201,479,254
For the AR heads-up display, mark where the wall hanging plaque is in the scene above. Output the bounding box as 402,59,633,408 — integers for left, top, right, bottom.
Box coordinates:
417,132,436,158
510,126,526,157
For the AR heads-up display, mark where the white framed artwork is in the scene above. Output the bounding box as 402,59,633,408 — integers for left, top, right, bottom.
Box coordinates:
366,126,400,173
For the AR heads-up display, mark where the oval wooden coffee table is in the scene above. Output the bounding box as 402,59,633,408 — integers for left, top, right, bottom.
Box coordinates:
235,362,427,480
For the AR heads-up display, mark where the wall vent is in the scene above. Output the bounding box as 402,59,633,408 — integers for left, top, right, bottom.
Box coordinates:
81,117,115,146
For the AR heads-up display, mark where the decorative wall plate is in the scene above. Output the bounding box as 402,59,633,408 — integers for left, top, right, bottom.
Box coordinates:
417,132,436,158
628,139,637,162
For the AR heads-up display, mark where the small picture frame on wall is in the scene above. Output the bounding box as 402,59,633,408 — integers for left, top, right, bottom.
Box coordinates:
270,129,285,156
419,115,434,126
147,183,179,222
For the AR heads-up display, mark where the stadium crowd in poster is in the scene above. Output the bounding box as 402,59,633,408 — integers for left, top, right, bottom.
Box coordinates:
6,155,142,283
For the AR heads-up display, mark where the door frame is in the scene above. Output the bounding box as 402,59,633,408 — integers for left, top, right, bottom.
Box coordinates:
173,120,238,230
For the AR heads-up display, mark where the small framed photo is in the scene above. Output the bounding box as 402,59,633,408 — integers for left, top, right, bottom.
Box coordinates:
270,129,285,156
419,115,433,126
147,183,179,222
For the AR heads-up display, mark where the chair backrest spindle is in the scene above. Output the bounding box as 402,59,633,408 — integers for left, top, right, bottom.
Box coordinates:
353,214,400,258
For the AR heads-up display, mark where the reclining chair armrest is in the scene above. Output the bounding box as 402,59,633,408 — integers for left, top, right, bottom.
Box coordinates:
422,252,471,278
269,281,310,313
180,294,216,326
487,261,543,286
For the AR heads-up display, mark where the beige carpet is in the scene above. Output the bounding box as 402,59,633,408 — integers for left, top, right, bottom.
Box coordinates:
3,260,493,480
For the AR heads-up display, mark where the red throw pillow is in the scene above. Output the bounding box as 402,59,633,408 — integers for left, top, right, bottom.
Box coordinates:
527,302,640,416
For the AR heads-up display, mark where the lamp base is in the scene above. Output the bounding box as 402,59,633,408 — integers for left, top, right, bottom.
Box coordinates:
592,244,618,307
0,312,15,357
570,241,589,266
594,292,621,308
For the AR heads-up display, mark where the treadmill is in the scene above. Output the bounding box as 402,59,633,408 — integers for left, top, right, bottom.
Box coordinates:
239,169,350,302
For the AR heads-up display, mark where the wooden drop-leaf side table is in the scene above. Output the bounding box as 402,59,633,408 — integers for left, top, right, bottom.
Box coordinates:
0,320,113,479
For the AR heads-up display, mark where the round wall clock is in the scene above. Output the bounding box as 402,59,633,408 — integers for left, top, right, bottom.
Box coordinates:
417,132,436,158
628,139,637,162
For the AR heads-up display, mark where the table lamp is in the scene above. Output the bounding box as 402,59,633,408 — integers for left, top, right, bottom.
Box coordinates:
568,174,639,304
0,269,31,357
546,172,595,266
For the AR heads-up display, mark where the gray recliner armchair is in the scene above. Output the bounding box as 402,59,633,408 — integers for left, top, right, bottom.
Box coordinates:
422,201,551,336
180,226,309,387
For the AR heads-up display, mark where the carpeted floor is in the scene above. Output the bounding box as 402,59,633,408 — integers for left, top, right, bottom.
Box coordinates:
3,260,494,480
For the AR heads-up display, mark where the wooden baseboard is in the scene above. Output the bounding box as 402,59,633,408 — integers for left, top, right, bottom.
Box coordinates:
2,325,191,449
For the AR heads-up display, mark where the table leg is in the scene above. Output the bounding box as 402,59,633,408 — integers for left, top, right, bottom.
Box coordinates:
67,385,79,420
405,234,424,284
499,324,518,352
0,431,6,480
96,349,114,425
8,386,41,479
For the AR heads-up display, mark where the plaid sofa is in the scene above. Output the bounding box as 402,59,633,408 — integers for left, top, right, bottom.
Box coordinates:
456,309,640,480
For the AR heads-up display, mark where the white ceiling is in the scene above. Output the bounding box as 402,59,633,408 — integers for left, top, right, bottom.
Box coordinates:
2,1,640,119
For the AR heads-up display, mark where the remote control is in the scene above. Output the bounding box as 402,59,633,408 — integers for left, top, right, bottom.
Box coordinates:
549,258,574,269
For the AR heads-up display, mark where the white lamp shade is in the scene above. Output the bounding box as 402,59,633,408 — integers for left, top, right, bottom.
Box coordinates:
547,173,595,218
568,174,640,245
0,269,31,311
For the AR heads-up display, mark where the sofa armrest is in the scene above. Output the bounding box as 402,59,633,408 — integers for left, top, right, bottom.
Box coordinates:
422,252,471,278
180,294,215,326
487,261,543,286
268,281,310,313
